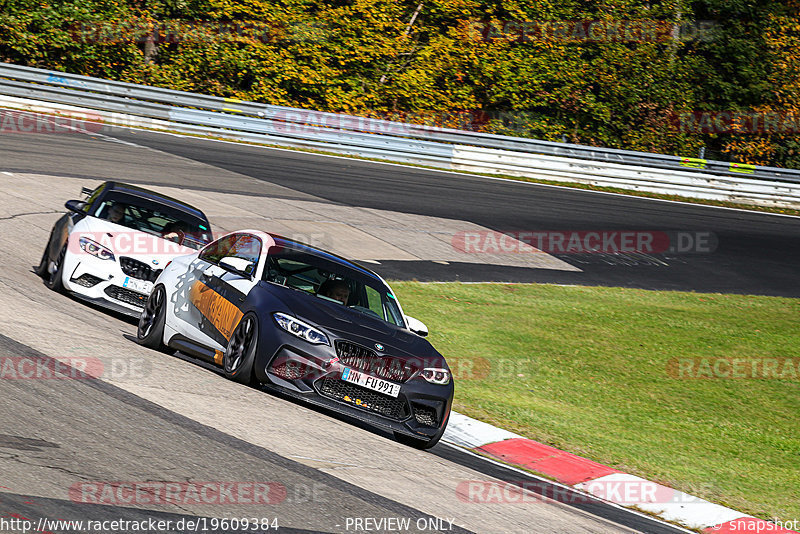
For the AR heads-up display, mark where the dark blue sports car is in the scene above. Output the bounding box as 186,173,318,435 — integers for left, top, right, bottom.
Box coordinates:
137,230,453,449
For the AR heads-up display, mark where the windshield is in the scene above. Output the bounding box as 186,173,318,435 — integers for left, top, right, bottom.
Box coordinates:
263,246,405,327
93,193,212,250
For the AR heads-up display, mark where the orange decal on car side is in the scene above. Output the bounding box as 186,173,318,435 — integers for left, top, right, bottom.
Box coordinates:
189,280,244,341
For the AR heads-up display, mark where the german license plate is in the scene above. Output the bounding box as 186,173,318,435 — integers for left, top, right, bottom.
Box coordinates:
341,367,401,398
123,276,153,294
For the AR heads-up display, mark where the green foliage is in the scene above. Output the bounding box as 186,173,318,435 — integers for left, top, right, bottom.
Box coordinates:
0,0,797,168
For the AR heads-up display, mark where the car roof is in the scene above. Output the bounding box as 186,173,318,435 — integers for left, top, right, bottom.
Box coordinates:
100,181,208,220
257,232,381,280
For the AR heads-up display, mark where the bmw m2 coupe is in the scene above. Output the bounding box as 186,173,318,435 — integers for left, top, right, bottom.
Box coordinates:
37,182,213,316
137,231,453,448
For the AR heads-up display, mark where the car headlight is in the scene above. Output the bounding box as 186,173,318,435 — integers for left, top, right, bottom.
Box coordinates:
273,313,329,345
421,367,451,385
79,237,115,261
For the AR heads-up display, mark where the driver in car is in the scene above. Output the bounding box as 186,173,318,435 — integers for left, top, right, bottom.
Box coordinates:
317,279,350,305
107,203,127,224
160,221,187,243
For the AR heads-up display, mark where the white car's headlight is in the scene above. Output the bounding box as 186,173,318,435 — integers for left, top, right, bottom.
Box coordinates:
79,237,115,261
421,367,451,385
273,313,329,345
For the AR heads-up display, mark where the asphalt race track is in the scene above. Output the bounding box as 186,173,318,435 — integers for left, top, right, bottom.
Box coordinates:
0,116,793,533
4,123,797,296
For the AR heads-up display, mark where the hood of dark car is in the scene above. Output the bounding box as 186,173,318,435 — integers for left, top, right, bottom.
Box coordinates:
259,282,443,363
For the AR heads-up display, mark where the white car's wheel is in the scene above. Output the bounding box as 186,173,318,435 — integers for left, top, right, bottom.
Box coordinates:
44,244,66,292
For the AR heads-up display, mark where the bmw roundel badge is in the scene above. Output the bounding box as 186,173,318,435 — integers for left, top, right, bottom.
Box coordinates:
375,343,384,351
152,259,159,265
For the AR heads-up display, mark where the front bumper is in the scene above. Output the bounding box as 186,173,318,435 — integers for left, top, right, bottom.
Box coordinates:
256,332,454,441
61,253,151,315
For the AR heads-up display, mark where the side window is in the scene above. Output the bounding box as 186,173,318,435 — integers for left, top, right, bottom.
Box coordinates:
199,234,239,265
224,235,262,275
363,286,387,320
83,185,105,213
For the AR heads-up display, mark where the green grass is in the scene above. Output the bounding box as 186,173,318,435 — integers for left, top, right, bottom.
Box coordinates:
390,282,800,522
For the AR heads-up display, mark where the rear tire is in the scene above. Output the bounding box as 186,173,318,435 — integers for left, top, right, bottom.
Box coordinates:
223,313,259,385
137,285,169,352
34,247,49,277
44,244,66,292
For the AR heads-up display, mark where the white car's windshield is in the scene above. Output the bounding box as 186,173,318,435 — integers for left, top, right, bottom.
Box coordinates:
93,195,212,250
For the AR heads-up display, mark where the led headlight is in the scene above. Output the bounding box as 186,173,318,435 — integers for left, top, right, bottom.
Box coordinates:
79,237,115,261
273,312,329,345
421,367,451,385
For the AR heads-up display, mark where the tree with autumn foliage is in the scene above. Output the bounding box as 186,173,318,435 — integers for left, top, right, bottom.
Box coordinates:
0,0,797,168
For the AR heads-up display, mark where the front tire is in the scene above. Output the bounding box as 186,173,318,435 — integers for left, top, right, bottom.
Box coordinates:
223,313,259,385
137,285,168,352
44,244,66,292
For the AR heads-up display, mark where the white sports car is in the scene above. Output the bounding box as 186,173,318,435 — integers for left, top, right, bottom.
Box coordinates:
36,182,213,316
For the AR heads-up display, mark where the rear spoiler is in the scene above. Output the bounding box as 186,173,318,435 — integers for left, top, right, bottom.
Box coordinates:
80,187,93,197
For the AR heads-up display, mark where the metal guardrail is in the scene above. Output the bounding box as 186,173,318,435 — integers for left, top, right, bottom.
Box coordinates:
451,146,800,206
1,61,799,185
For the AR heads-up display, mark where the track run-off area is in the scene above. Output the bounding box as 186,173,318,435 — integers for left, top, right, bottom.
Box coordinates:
2,114,797,533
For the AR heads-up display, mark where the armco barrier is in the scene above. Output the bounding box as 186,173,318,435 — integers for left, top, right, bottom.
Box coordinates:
451,146,800,206
1,62,799,208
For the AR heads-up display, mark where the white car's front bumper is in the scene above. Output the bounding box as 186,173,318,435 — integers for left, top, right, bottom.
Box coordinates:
61,252,154,317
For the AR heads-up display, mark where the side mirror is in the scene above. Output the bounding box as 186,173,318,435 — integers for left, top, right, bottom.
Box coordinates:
219,256,255,278
405,315,429,337
65,199,86,213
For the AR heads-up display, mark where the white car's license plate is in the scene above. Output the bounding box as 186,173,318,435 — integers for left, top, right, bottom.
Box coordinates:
123,277,153,295
341,367,401,398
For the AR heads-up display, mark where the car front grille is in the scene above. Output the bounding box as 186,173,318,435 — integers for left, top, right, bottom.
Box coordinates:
119,257,162,282
71,273,103,287
104,285,148,308
317,378,409,420
335,340,417,383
